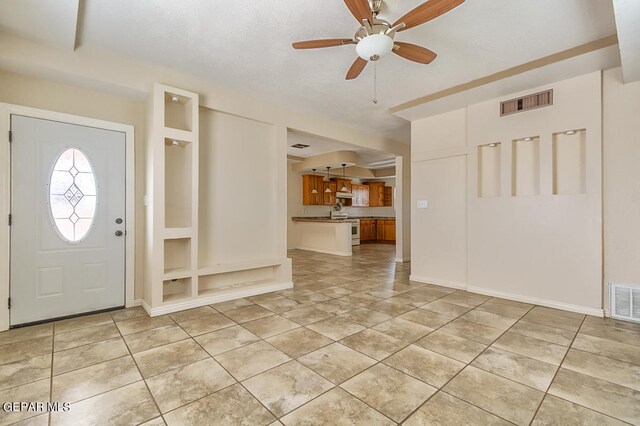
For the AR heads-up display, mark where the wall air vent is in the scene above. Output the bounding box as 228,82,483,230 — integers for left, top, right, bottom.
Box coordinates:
290,144,310,149
610,283,640,323
500,89,553,117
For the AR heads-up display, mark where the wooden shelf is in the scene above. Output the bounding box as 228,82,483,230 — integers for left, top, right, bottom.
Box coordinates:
198,258,282,276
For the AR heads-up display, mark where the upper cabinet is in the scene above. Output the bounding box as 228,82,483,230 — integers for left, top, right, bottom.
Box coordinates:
323,181,337,205
383,186,393,207
302,174,323,205
365,182,385,207
334,178,352,193
365,182,393,207
302,176,391,207
351,184,369,207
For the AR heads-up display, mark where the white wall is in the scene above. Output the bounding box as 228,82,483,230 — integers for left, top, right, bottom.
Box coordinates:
411,72,605,315
411,108,468,287
200,109,279,265
467,72,602,312
602,68,640,311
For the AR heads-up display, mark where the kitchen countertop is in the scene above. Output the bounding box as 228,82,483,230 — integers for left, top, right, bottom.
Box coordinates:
291,216,396,223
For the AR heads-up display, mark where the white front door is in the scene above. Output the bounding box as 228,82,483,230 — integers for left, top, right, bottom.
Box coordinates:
10,115,126,326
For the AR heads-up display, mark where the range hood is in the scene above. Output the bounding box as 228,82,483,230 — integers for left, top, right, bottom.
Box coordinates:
336,192,354,199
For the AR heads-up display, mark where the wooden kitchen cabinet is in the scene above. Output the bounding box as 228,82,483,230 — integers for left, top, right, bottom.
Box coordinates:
333,178,352,193
360,219,395,243
302,175,323,205
351,184,370,207
383,186,393,207
360,219,376,242
383,220,396,241
376,220,385,240
323,181,337,205
365,182,385,207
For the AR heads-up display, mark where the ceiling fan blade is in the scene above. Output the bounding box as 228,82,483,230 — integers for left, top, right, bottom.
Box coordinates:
393,0,465,32
393,42,437,64
344,0,373,25
292,39,354,49
346,57,367,80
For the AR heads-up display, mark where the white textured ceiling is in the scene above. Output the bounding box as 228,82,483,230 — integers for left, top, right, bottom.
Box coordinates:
0,0,79,50
0,0,617,142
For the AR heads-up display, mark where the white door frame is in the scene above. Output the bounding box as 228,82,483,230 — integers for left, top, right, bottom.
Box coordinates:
0,103,135,331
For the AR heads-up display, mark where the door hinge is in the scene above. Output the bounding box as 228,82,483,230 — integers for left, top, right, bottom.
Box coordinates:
8,214,11,226
7,298,10,309
8,131,12,143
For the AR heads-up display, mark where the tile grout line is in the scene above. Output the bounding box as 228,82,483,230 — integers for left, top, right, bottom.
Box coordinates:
526,314,584,426
47,322,54,426
165,315,276,421
390,295,532,425
114,313,166,425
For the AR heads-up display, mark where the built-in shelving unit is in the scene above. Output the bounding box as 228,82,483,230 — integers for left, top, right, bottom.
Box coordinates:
143,83,292,317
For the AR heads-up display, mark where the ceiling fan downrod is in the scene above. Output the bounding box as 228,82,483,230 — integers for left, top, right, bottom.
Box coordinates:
373,61,378,104
370,0,383,17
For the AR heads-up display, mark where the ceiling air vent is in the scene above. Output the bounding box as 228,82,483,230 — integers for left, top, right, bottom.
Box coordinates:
290,144,310,149
610,283,640,323
500,89,553,117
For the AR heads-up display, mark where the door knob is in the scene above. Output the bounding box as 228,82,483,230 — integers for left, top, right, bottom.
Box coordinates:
115,230,124,237
115,218,123,224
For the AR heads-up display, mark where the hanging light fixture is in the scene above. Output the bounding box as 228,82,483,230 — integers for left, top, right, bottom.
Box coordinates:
340,164,349,192
311,169,318,194
325,167,332,193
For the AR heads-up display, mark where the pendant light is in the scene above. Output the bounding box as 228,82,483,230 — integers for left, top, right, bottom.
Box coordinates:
311,169,318,194
325,167,332,193
340,164,348,192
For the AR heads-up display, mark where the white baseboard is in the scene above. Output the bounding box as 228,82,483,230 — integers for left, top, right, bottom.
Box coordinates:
409,275,603,317
141,281,294,317
410,275,467,290
467,285,604,317
395,257,411,263
131,299,143,307
295,247,352,257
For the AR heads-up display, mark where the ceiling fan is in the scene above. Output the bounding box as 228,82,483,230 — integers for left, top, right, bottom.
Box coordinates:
292,0,465,80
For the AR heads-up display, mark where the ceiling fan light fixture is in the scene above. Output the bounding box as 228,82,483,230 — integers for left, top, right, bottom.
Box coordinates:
356,34,393,61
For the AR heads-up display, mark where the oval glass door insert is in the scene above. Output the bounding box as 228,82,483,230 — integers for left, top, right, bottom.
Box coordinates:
49,148,97,242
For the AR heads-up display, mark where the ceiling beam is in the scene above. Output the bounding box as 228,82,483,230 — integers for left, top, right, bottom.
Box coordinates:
390,34,619,114
613,0,640,83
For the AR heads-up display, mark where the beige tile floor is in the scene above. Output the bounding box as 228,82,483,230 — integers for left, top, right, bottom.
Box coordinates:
1,244,639,425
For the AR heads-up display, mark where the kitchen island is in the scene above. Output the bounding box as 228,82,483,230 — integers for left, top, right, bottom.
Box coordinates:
291,217,358,256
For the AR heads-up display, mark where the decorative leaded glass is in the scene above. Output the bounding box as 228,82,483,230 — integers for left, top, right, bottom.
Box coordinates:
49,148,97,242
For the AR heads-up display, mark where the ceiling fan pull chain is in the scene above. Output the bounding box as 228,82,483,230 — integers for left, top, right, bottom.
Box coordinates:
373,61,378,104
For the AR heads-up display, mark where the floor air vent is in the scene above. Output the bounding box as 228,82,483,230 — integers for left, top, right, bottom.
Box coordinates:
500,89,553,116
610,283,640,323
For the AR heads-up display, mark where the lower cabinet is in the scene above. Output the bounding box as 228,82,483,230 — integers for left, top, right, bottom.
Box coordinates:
360,219,395,243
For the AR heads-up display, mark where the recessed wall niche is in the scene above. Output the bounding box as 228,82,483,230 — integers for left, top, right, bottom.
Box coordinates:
478,143,501,197
164,92,193,132
512,136,540,196
165,138,193,228
553,129,586,195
